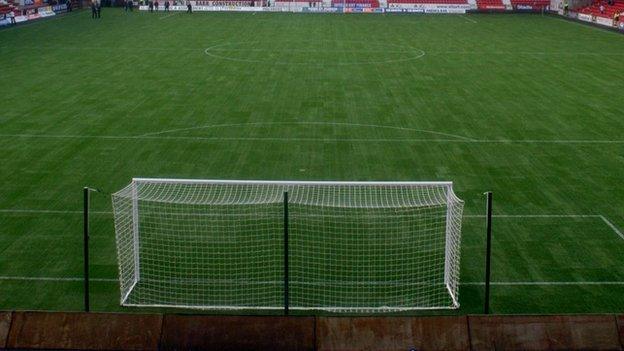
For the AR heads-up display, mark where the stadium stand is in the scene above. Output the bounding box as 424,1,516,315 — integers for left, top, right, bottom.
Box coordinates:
476,0,506,10
579,0,624,18
387,0,467,5
509,0,549,9
0,2,12,16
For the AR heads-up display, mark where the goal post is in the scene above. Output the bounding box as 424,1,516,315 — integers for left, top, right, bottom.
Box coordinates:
111,178,464,312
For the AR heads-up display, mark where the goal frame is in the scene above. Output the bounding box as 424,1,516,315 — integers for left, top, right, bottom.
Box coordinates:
114,177,463,312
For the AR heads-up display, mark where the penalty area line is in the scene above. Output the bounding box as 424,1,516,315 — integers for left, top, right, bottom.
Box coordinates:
0,209,112,215
2,133,624,144
0,275,623,286
599,215,624,240
1,209,621,240
465,213,624,241
0,276,117,282
460,15,478,23
463,214,600,218
159,12,179,19
461,281,624,286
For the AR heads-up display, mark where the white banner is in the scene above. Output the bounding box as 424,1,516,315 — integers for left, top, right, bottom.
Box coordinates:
388,3,469,9
577,13,593,22
140,5,265,11
595,16,614,27
424,7,466,13
385,7,424,12
138,3,470,13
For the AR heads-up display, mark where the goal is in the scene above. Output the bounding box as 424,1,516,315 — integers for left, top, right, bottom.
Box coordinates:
111,178,464,312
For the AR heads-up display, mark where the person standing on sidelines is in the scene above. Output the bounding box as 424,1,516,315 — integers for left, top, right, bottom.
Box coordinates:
154,0,159,10
186,0,192,13
91,0,97,18
8,9,15,25
164,0,170,11
96,0,101,17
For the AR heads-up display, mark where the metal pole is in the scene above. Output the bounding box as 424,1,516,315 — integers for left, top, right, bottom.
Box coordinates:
283,191,289,315
484,191,493,315
83,187,90,313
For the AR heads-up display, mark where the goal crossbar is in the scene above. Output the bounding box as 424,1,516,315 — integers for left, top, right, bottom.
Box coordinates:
132,177,453,186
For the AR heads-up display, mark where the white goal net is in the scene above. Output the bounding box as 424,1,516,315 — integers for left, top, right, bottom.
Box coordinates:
112,178,464,312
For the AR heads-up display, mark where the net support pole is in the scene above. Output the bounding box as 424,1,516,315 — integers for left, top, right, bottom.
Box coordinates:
83,187,91,313
484,191,493,315
283,191,289,315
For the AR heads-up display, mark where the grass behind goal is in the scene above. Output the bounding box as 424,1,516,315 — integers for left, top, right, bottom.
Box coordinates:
0,11,623,314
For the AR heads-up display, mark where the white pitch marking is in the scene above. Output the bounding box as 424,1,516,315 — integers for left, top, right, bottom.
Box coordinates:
0,276,117,282
599,215,624,240
2,133,624,144
1,207,621,239
204,41,427,65
139,121,476,141
460,15,477,24
159,12,179,19
0,275,622,286
207,48,417,53
0,209,111,215
1,209,621,239
3,43,624,57
463,214,600,218
437,50,624,56
465,214,624,240
461,281,624,286
0,209,610,221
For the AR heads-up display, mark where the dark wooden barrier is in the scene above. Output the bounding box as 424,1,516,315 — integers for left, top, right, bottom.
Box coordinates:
0,312,11,349
160,315,315,351
469,315,622,351
1,311,623,350
618,315,624,349
6,311,162,350
316,316,470,351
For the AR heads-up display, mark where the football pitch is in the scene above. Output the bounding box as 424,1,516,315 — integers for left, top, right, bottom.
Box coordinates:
0,9,623,314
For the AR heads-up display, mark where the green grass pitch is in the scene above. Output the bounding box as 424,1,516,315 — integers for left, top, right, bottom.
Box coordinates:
0,9,623,314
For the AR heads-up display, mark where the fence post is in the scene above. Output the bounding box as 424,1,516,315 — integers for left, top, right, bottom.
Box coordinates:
484,191,493,314
83,187,91,312
283,191,289,315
